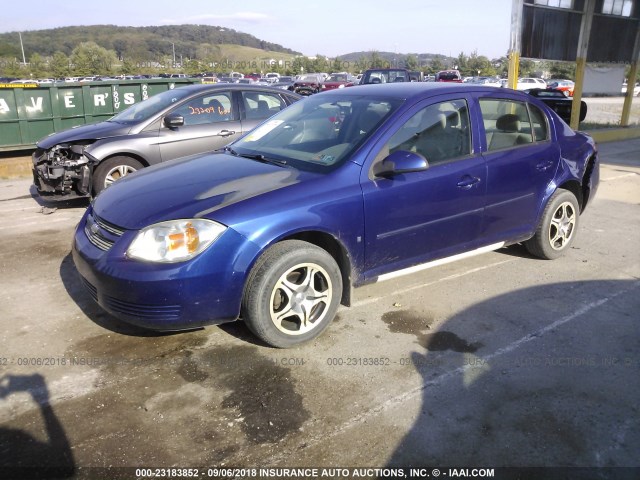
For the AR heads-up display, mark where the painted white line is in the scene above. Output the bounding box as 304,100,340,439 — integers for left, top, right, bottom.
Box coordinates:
601,173,638,182
0,206,41,214
353,259,515,308
266,279,640,465
376,242,506,282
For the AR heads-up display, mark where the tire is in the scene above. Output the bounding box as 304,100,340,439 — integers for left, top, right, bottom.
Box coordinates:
92,156,143,194
525,189,580,260
241,240,343,348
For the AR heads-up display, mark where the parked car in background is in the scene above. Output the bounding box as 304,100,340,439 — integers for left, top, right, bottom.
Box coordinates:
547,79,575,97
435,70,462,82
360,68,411,84
291,74,324,95
73,83,598,348
621,82,640,96
270,76,295,90
264,72,280,83
523,88,587,123
32,84,300,198
466,77,502,87
516,77,547,90
321,72,356,91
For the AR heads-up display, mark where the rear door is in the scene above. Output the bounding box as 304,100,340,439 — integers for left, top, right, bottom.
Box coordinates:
238,90,293,133
158,90,241,161
475,96,559,244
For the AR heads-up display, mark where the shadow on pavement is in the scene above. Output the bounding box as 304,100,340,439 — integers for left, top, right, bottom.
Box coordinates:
0,374,75,479
386,280,639,473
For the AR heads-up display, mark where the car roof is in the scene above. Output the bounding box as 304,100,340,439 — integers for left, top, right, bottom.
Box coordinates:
320,82,522,100
178,83,296,92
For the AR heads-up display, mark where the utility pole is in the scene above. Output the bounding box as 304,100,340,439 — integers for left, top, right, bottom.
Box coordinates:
19,32,27,65
172,43,176,68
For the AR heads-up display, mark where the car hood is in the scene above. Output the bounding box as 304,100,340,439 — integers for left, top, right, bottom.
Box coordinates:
37,121,132,149
92,152,310,230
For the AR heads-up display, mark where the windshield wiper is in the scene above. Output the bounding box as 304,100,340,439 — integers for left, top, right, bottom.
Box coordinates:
222,146,287,166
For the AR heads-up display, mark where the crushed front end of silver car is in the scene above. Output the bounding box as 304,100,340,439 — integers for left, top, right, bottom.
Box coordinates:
32,143,93,197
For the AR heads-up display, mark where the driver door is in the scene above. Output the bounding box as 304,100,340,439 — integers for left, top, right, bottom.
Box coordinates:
360,97,487,280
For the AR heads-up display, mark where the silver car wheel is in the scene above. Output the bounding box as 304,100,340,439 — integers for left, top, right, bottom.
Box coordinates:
104,165,137,187
548,201,576,250
269,262,333,335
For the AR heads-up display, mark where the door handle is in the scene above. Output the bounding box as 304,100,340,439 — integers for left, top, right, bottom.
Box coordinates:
217,130,236,137
536,160,554,171
457,176,481,189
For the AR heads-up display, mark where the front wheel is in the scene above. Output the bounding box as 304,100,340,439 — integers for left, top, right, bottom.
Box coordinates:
92,156,143,194
242,240,343,348
525,189,580,260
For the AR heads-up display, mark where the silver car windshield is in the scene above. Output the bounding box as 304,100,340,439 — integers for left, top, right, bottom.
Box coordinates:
231,94,401,171
109,88,195,124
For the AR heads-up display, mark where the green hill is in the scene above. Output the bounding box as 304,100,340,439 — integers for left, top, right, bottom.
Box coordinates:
0,24,300,61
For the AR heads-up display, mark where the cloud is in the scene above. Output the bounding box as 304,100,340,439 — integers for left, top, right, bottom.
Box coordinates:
161,12,274,25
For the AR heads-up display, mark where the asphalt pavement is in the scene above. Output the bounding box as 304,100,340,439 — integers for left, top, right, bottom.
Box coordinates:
0,139,638,479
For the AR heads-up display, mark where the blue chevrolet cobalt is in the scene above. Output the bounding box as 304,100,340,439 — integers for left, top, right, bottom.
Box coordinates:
73,83,599,347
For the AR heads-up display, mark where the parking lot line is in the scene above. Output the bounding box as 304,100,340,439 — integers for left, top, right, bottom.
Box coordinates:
265,278,640,467
352,259,515,308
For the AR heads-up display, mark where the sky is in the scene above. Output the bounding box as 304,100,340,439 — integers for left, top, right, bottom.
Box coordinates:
2,0,514,59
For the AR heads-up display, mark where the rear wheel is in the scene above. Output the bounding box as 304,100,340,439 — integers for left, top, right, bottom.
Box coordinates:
525,189,580,260
92,156,143,194
242,240,342,348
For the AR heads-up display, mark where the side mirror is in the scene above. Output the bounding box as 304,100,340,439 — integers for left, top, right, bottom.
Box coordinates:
164,114,184,128
374,150,429,178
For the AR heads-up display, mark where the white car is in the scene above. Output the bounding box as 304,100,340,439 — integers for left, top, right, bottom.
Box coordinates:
621,82,640,96
516,77,547,90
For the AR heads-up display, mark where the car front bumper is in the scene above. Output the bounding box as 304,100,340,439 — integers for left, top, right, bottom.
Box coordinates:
72,208,260,330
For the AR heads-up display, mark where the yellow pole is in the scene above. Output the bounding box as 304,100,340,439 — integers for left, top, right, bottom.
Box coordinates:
508,51,519,90
621,63,639,127
570,57,586,130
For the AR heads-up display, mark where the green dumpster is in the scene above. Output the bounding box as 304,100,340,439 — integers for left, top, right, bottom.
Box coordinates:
0,78,199,151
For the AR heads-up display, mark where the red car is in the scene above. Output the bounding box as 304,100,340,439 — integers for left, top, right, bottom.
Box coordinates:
291,74,324,95
321,73,356,91
435,70,462,82
547,79,575,97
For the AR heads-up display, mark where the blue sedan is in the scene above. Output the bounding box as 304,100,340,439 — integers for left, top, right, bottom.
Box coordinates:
72,83,599,348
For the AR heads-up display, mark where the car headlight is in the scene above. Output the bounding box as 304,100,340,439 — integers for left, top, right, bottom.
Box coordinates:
127,219,226,263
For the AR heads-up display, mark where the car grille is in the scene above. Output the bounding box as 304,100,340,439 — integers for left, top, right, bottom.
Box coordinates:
84,211,125,251
103,296,182,321
80,276,98,302
80,275,182,321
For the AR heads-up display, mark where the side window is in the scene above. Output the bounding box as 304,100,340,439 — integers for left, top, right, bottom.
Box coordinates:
480,99,534,151
528,103,549,142
242,92,286,120
172,92,233,126
387,99,471,166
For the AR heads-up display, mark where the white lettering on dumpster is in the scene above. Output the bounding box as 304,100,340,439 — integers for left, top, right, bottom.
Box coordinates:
94,94,107,106
26,97,44,113
0,98,9,114
124,92,135,105
63,95,75,108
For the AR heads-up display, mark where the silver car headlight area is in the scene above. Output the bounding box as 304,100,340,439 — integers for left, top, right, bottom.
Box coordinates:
127,219,227,263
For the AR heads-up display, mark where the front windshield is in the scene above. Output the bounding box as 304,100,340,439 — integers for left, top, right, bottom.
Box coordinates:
231,94,402,172
110,87,195,124
328,74,348,82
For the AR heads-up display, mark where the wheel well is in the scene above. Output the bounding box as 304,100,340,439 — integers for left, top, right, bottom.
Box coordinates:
557,180,583,211
103,153,149,168
283,231,352,307
580,154,597,211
